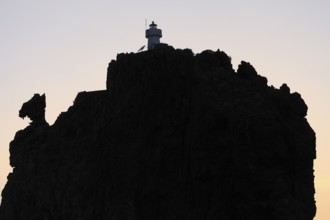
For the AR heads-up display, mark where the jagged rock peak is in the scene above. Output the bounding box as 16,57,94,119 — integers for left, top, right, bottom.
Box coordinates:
19,93,48,127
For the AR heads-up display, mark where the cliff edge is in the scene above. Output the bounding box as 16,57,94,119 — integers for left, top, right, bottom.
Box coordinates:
0,45,316,219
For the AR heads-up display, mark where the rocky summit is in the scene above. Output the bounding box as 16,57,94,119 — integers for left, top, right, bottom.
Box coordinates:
0,44,316,219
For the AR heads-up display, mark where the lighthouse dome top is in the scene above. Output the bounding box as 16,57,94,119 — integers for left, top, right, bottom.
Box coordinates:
150,21,157,28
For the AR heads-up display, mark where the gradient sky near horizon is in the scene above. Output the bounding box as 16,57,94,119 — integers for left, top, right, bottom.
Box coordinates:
0,0,329,219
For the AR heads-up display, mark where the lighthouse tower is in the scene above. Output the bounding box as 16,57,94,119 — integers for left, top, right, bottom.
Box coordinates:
146,21,162,50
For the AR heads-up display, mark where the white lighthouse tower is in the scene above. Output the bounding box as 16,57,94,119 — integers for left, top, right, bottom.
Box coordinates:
146,21,162,50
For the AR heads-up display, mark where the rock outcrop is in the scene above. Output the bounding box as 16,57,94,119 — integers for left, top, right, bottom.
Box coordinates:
19,93,48,127
0,45,316,220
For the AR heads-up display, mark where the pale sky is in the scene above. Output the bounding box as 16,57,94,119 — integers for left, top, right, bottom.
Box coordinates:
0,0,329,219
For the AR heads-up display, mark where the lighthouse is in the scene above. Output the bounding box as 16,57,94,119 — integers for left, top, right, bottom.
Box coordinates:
146,21,162,50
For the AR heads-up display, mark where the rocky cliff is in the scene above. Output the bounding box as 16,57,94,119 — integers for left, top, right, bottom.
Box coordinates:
0,45,316,219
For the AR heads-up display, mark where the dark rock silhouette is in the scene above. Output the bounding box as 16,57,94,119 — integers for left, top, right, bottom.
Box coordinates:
19,93,48,127
9,94,49,169
0,44,316,220
237,61,258,79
